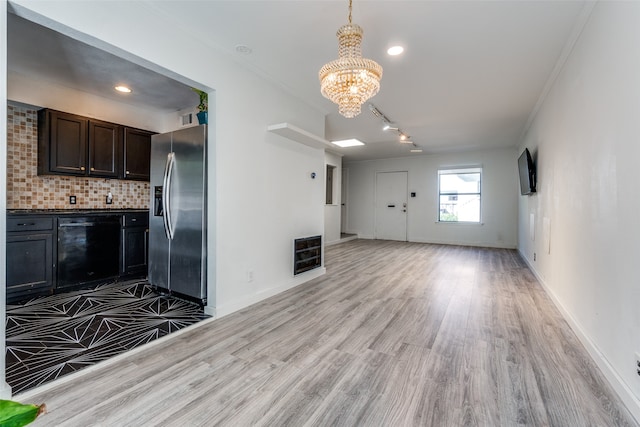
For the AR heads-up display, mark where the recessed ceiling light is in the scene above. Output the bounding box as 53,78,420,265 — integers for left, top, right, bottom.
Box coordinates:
410,149,423,153
387,46,404,56
114,85,132,93
235,44,253,55
332,138,365,148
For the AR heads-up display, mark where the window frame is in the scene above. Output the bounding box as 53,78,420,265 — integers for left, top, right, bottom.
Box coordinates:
437,167,482,223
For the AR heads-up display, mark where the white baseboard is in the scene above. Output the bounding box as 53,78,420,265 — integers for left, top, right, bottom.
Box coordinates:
357,234,374,240
326,235,358,246
411,238,516,249
518,249,640,424
216,267,326,318
353,234,515,249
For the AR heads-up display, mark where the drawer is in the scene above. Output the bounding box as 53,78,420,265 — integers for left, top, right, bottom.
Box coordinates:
124,212,149,227
7,217,54,232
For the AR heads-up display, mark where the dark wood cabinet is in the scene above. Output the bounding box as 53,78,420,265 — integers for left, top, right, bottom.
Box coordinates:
89,120,120,178
121,212,149,276
123,128,152,181
38,108,152,181
39,109,88,176
6,216,55,303
8,211,149,303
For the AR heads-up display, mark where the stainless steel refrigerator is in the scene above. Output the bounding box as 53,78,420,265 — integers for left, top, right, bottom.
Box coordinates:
149,125,207,304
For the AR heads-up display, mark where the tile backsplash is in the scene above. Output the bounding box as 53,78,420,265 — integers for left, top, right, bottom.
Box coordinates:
7,104,150,209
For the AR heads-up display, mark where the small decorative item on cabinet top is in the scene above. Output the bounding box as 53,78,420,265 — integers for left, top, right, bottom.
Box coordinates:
192,88,208,125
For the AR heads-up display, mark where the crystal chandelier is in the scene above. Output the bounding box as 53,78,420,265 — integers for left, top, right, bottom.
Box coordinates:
319,0,383,118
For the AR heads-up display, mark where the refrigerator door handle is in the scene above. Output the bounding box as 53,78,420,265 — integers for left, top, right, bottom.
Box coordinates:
162,152,176,240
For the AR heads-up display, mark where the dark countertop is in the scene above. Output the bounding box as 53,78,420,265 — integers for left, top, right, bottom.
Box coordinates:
8,209,148,216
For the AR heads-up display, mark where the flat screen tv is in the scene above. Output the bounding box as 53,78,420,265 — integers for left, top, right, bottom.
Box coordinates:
518,148,536,195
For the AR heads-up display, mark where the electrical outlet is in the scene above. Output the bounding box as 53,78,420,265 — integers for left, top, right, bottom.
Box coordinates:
533,252,537,261
247,270,254,283
69,195,76,204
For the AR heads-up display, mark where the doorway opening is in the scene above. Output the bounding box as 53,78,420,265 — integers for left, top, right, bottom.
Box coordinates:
4,8,216,395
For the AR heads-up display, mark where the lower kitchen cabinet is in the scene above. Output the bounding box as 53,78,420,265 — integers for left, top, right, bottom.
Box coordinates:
7,211,149,303
121,212,149,277
6,216,55,303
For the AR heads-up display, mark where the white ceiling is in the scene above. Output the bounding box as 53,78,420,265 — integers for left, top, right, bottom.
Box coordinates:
7,13,199,113
8,1,588,162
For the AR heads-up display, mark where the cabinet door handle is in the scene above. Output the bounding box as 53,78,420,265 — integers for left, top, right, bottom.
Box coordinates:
17,222,36,226
90,167,95,171
80,166,86,171
131,218,137,222
126,171,130,175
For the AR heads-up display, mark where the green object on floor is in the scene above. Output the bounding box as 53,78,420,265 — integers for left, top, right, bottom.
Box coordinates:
0,400,46,426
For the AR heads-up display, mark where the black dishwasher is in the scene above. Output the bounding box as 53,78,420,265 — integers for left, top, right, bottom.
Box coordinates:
57,216,121,289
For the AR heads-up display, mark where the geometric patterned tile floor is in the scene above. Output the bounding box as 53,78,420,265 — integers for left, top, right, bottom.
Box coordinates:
6,280,210,394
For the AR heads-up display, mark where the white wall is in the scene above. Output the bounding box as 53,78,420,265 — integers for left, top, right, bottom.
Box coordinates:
7,1,326,321
518,1,640,420
324,151,342,245
345,147,518,248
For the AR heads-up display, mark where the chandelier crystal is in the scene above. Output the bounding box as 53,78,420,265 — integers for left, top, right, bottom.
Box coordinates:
319,0,382,118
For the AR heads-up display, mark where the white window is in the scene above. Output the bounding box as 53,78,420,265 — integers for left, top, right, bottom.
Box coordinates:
438,168,481,222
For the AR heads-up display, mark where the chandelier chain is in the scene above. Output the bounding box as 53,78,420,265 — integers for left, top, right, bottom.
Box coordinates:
348,0,352,24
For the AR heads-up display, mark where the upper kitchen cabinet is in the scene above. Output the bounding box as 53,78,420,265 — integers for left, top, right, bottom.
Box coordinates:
89,119,121,178
37,108,153,181
38,109,88,176
123,127,152,181
38,109,120,178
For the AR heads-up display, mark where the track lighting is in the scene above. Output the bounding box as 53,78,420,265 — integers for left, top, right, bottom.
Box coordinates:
369,103,415,146
369,104,385,119
383,122,398,131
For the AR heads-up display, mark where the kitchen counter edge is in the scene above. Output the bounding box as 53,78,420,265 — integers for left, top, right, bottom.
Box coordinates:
8,209,148,216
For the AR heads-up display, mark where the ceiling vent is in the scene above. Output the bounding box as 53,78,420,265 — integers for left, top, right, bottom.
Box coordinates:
180,113,193,127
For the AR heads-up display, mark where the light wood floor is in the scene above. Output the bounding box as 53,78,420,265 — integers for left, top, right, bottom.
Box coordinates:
22,240,637,426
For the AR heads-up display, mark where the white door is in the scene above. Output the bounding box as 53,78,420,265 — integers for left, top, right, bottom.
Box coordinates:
375,171,408,241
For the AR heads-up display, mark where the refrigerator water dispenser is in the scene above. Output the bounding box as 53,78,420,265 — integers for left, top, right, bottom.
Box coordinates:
154,186,163,216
